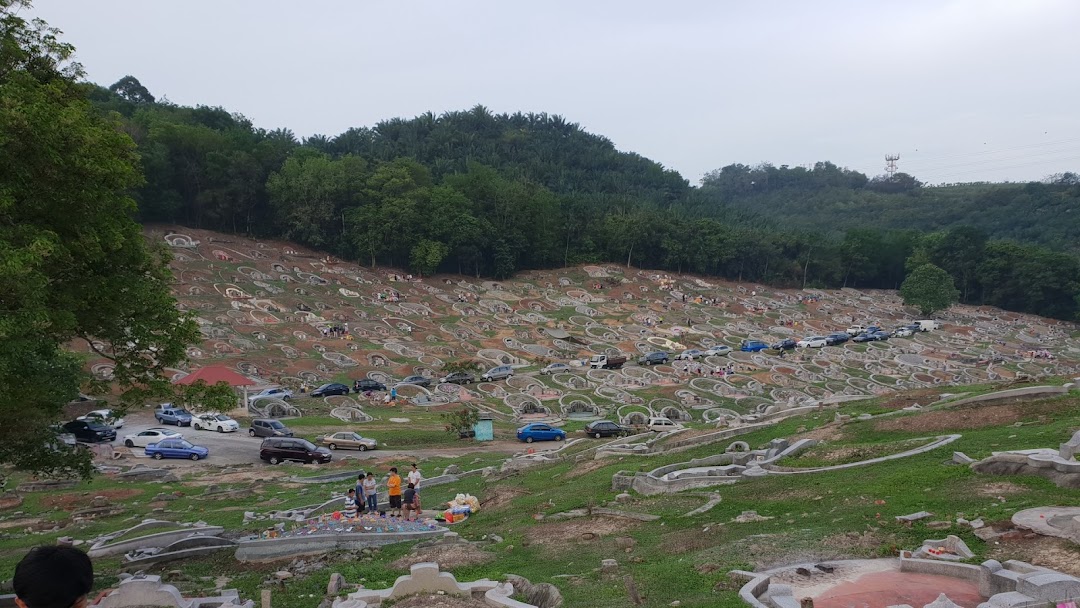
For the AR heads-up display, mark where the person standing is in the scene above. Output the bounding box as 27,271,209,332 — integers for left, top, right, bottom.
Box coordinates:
354,473,366,513
13,546,94,608
402,483,421,521
362,472,378,513
387,467,403,517
407,463,422,489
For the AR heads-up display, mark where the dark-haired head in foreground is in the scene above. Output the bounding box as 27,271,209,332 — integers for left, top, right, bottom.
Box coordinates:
14,546,93,608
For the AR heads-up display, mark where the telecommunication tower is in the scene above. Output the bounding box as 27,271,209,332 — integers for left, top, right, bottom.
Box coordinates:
885,154,900,177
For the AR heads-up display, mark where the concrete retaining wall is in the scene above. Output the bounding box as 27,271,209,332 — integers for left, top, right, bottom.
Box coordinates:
934,385,1068,409
235,528,446,561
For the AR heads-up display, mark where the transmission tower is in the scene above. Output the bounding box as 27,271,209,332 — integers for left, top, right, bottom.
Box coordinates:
885,154,900,177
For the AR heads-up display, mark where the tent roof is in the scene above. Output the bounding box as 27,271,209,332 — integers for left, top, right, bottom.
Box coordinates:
173,366,255,387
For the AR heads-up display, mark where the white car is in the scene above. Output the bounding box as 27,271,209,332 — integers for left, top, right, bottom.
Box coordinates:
123,427,182,448
646,417,683,432
892,327,914,338
193,413,240,433
247,387,293,404
77,409,125,429
704,346,732,356
797,336,829,348
677,349,706,360
540,363,571,375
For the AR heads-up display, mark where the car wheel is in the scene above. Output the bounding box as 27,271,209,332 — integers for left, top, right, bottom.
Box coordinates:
190,453,200,461
193,423,201,430
556,435,565,441
328,443,337,450
359,445,367,452
125,439,134,447
248,429,256,437
152,453,163,460
269,457,280,465
217,426,225,433
526,437,534,443
594,432,602,439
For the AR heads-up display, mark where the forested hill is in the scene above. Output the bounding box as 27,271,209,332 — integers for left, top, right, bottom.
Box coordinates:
700,164,1080,251
83,77,1080,321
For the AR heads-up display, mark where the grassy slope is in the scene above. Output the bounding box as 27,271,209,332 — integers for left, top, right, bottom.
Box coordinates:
2,392,1080,607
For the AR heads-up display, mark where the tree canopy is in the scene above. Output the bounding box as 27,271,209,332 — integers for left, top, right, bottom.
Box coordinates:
0,0,197,479
901,264,961,316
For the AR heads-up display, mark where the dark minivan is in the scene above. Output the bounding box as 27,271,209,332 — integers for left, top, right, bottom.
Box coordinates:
259,438,332,465
638,352,669,365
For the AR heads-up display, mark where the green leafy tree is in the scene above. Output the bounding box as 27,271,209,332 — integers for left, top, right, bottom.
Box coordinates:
0,0,198,480
440,408,480,438
442,359,483,374
108,75,154,104
179,380,238,413
409,239,448,277
900,264,960,316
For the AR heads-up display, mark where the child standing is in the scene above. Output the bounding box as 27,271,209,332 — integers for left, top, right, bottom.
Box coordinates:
387,467,402,517
343,489,358,519
362,472,378,512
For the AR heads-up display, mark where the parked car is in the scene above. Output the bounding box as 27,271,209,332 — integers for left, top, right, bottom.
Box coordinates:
771,339,797,351
398,375,432,388
845,325,867,336
797,336,829,348
318,431,378,451
677,349,706,360
892,327,914,338
62,420,116,443
853,332,889,343
353,379,387,392
154,404,193,426
852,333,875,343
260,438,332,465
869,331,891,341
704,345,733,356
193,413,239,433
540,363,571,375
123,427,182,448
310,383,350,397
826,332,850,345
145,438,208,461
646,417,683,432
638,352,669,365
864,326,882,334
77,409,125,429
740,340,769,352
247,387,293,403
249,418,294,438
516,423,566,443
481,366,514,382
583,420,627,439
439,372,475,385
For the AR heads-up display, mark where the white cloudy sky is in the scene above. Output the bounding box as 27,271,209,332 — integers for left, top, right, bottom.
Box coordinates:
31,0,1080,184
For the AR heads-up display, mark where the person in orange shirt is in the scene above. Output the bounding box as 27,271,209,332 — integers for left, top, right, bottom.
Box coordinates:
387,467,403,517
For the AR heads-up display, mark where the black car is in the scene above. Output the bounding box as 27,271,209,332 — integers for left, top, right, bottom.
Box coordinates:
852,333,875,343
440,372,475,385
399,375,432,388
259,438,332,465
584,420,628,439
638,352,669,365
310,382,350,397
771,339,797,350
63,420,116,443
869,331,891,341
826,332,850,345
353,379,387,392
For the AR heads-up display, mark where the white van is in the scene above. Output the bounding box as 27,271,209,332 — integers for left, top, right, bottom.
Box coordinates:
646,417,683,432
916,320,942,332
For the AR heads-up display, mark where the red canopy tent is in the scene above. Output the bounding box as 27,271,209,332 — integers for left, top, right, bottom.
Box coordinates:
174,366,257,407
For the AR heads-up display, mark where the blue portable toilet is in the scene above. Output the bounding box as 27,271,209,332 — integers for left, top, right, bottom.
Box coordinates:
472,416,494,441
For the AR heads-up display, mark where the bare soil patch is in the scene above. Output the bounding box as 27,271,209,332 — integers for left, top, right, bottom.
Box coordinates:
481,486,529,511
660,524,728,555
390,543,495,570
386,594,488,608
563,458,612,480
972,481,1031,498
873,400,1065,433
524,516,640,548
880,389,943,410
42,489,142,511
987,535,1080,577
793,424,845,442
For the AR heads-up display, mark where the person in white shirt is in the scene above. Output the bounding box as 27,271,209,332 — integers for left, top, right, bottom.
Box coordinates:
407,463,422,489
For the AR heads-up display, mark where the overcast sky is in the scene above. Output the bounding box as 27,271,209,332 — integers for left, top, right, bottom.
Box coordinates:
31,0,1080,185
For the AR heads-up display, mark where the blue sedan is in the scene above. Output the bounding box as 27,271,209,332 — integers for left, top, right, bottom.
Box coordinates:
145,438,209,461
516,423,566,443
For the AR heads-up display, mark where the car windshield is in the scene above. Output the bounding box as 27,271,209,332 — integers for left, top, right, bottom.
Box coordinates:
269,421,285,429
175,409,190,415
299,440,317,450
214,414,230,421
316,384,331,390
177,440,193,449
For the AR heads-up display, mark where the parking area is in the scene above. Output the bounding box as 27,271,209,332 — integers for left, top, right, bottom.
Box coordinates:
115,410,263,465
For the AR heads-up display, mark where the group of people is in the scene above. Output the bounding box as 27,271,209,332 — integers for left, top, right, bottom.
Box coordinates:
319,324,349,339
342,464,423,521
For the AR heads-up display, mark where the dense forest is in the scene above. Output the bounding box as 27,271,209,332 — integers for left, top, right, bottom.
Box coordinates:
85,76,1080,321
